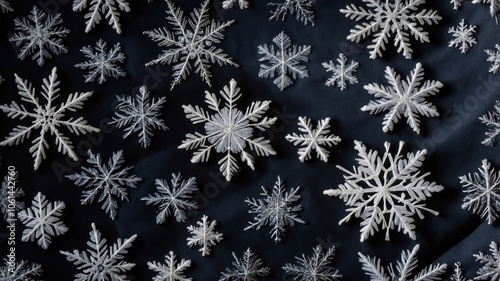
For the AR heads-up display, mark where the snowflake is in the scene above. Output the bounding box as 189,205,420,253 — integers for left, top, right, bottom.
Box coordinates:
110,85,168,148
258,31,311,91
72,0,130,34
219,248,270,281
75,39,126,84
449,19,477,54
245,176,305,242
480,100,500,146
0,258,42,281
186,215,223,256
323,141,443,242
359,244,447,281
285,116,341,163
0,173,25,223
451,262,472,281
141,173,197,224
144,0,239,90
148,251,192,281
18,192,67,249
0,0,12,13
361,62,443,134
474,241,500,280
269,0,316,26
341,0,441,59
66,150,142,220
8,6,70,66
223,0,249,9
179,79,276,182
0,67,99,170
60,222,137,281
322,53,359,91
472,0,500,22
451,0,463,9
282,244,342,281
485,45,500,74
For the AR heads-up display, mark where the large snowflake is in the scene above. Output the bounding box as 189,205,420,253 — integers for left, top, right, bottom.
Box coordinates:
75,39,126,84
341,0,441,59
361,62,443,134
186,215,223,256
480,100,500,146
323,141,443,242
282,245,342,281
66,150,142,220
148,251,192,281
179,79,276,181
72,0,130,34
60,222,137,281
485,44,500,74
9,6,70,66
0,0,12,13
0,174,25,223
448,19,477,54
223,0,250,9
144,0,239,90
0,67,99,170
322,53,359,91
0,258,42,281
219,248,270,281
474,241,500,280
258,31,311,91
269,0,316,26
472,0,500,22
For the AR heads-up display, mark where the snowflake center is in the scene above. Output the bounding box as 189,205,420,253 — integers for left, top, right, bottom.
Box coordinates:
205,107,253,153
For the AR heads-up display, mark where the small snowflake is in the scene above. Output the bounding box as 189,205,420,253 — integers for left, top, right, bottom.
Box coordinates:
322,53,359,91
141,173,198,224
451,0,464,9
73,0,130,34
449,19,477,54
245,176,305,242
451,262,472,281
148,251,192,281
60,222,137,281
0,173,25,223
480,100,500,146
269,0,316,26
0,258,42,281
474,241,500,280
223,0,249,9
75,39,126,84
186,215,223,256
485,45,500,74
219,248,270,281
110,85,168,148
472,0,500,23
282,244,342,281
0,0,12,13
66,150,142,220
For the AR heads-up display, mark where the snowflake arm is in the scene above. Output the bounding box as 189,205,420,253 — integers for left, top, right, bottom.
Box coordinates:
219,248,270,281
472,0,500,22
0,0,12,13
72,0,131,34
322,53,359,90
148,251,192,281
269,0,316,26
474,241,500,280
75,39,126,84
451,0,463,9
0,173,25,223
0,258,43,281
186,215,223,256
451,262,472,281
282,244,342,281
448,19,477,54
223,0,250,9
485,45,500,74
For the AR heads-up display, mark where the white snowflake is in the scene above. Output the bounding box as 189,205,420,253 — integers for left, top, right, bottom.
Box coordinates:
0,173,25,223
186,215,223,256
451,0,464,9
179,79,276,182
474,241,500,280
60,222,137,281
341,0,441,59
359,244,447,281
72,0,130,34
323,140,443,242
451,262,472,281
322,53,359,91
282,244,342,281
110,85,168,148
269,0,316,26
472,0,500,22
75,39,126,84
148,251,192,281
223,0,249,9
219,248,270,281
245,176,305,243
141,173,197,224
481,100,500,146
258,31,311,91
0,258,42,281
144,0,239,90
66,149,142,220
361,62,443,134
8,6,70,66
485,45,500,74
449,19,477,54
285,116,341,163
0,0,12,13
18,192,67,249
0,67,99,170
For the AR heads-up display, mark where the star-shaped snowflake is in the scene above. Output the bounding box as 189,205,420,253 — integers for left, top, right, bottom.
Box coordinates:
75,39,126,84
186,215,223,256
0,258,43,281
480,100,500,146
282,245,342,281
472,0,500,22
73,0,131,34
322,53,359,91
475,241,500,280
220,248,271,281
148,251,192,281
449,19,477,54
485,45,500,74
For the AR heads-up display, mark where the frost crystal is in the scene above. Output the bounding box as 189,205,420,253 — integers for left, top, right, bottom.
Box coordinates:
282,244,342,281
485,45,500,74
474,241,500,280
451,0,463,9
110,86,168,148
223,0,249,9
0,0,12,13
144,0,239,89
0,258,42,281
341,0,441,59
451,262,472,281
269,0,316,26
66,150,142,220
60,222,137,281
73,0,130,34
361,62,442,134
480,100,500,146
0,174,25,223
179,79,276,181
0,67,99,170
472,0,500,22
449,19,477,54
148,251,192,281
141,173,198,224
285,116,341,163
9,6,70,66
258,31,311,91
75,39,126,84
18,192,68,249
219,248,270,281
324,141,443,242
186,215,223,256
359,244,447,281
322,53,359,91
245,176,305,242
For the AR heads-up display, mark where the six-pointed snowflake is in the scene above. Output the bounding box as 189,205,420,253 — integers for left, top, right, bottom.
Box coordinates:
341,0,441,59
75,39,126,84
0,258,42,281
9,6,70,66
219,248,270,281
223,0,250,9
0,0,12,13
451,0,464,10
73,0,130,34
323,53,359,91
451,262,472,281
60,222,137,281
269,0,316,26
324,141,443,242
110,85,168,148
474,241,500,280
361,62,443,134
0,173,25,223
282,244,342,281
141,173,198,224
187,215,223,256
179,79,276,181
148,251,192,281
480,100,500,146
66,149,142,220
449,19,477,54
485,44,500,74
144,0,239,89
472,0,500,22
0,67,99,170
